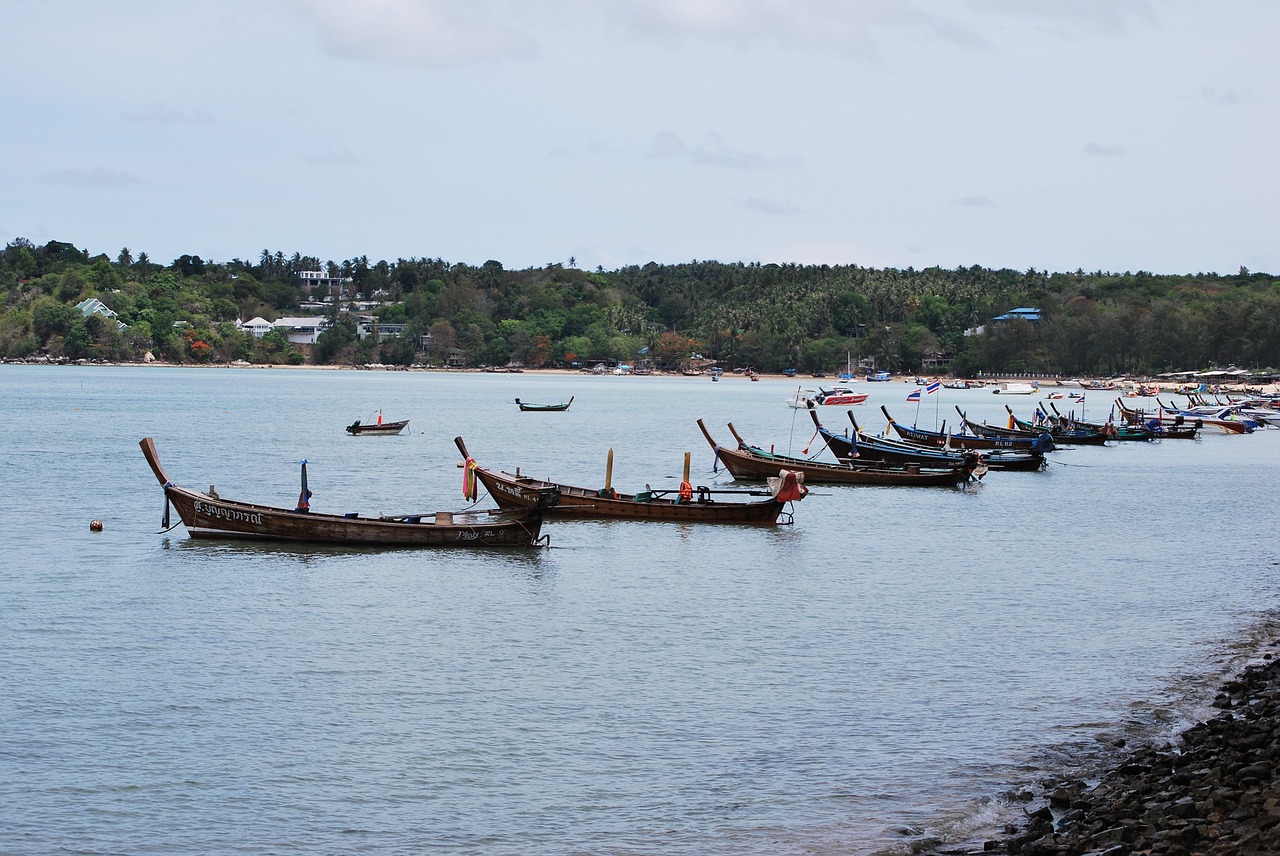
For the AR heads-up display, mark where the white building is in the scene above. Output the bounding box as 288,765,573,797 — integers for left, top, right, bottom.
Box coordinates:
240,317,273,338
298,270,352,301
237,316,331,344
271,316,331,345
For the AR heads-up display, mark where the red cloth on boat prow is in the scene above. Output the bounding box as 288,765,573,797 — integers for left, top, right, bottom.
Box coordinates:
770,470,807,502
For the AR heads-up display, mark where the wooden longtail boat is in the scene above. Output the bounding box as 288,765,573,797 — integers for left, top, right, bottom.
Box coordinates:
456,437,803,524
346,418,409,435
140,437,554,547
880,406,1053,452
696,420,976,487
1157,399,1255,434
958,406,1109,446
1036,403,1154,441
515,396,573,412
1114,398,1201,439
815,410,1047,472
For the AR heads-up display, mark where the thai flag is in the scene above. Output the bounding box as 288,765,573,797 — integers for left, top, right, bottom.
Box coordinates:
925,381,941,395
907,389,921,402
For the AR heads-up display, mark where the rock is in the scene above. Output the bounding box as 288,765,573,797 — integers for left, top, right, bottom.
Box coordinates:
963,653,1280,856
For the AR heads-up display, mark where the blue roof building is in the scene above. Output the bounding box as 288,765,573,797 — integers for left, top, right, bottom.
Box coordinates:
992,307,1040,322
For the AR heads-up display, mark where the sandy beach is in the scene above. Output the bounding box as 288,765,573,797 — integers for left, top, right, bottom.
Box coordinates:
8,359,1275,395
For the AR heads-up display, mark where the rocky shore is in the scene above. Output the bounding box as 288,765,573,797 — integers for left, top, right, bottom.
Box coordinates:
972,645,1280,856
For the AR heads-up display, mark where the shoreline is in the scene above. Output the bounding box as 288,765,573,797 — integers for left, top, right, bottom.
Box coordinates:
965,641,1280,855
2,360,1274,394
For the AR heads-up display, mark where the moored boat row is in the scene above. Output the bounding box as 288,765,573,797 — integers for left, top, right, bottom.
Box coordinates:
144,384,1276,551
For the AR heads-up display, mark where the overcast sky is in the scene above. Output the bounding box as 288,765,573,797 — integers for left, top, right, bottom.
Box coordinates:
2,0,1275,275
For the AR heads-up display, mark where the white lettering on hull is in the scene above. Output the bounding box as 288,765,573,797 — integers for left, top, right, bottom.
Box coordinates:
193,499,264,526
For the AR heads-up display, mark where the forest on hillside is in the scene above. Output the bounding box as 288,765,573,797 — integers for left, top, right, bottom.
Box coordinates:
1,238,1277,377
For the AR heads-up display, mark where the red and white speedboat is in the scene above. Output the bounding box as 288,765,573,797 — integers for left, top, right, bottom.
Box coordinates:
799,385,869,406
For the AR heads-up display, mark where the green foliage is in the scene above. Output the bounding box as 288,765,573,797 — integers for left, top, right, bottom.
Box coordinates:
314,315,357,364
31,297,77,340
2,238,1277,375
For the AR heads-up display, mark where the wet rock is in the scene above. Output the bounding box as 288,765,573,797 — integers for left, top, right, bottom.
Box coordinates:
959,654,1280,856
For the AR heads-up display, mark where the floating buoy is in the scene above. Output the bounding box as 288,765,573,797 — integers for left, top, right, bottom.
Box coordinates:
89,519,103,532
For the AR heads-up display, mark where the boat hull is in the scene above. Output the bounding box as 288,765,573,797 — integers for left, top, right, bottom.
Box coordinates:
881,406,1054,452
346,420,409,435
697,420,972,487
816,394,868,406
888,423,1045,452
470,462,788,524
821,427,1044,472
166,488,546,546
515,396,573,412
141,437,546,547
714,444,970,486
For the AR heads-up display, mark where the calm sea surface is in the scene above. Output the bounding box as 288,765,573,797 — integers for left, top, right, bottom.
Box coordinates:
3,365,1279,855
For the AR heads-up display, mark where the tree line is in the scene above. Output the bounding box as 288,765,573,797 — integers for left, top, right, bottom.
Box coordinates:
1,238,1276,376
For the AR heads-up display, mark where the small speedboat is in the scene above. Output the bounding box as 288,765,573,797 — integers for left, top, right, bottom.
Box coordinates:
807,386,869,406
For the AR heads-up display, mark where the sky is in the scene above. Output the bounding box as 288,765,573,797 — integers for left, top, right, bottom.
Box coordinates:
2,0,1276,275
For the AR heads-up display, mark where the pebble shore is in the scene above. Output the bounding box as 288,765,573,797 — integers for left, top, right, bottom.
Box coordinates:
970,645,1280,856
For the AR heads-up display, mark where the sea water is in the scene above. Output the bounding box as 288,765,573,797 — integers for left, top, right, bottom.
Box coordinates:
3,366,1278,855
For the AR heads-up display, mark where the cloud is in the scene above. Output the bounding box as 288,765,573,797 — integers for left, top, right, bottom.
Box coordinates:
43,167,144,187
304,147,365,165
649,131,804,170
592,0,981,58
297,0,538,66
545,141,621,160
953,194,996,208
285,0,1164,71
1083,142,1127,157
291,1,988,67
968,0,1156,38
123,103,215,126
739,196,800,215
1182,87,1244,106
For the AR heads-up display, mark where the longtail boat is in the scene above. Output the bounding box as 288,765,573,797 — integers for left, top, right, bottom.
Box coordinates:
697,419,977,487
1185,394,1280,427
515,396,574,412
880,406,1053,452
1157,399,1256,434
1038,402,1154,441
1002,403,1146,442
1113,398,1201,439
346,411,409,435
140,437,554,547
456,437,803,524
958,406,1109,446
813,410,1047,471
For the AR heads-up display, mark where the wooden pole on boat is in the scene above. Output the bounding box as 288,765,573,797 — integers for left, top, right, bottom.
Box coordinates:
683,451,691,483
605,448,614,491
